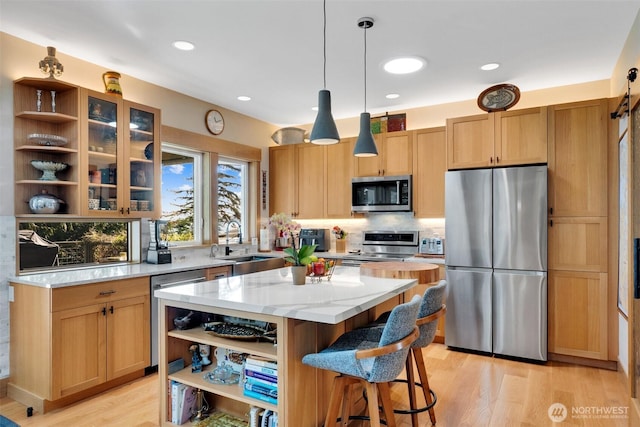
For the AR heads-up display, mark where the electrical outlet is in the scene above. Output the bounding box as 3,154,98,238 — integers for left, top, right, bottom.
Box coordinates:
9,285,14,302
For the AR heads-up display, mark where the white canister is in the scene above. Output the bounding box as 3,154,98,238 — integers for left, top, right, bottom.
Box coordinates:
259,228,270,251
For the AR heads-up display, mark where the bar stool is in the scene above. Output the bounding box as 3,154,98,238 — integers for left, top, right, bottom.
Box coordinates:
302,295,421,427
369,280,447,426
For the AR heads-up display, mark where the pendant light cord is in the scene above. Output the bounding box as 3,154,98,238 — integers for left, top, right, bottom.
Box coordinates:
363,21,367,112
323,0,327,90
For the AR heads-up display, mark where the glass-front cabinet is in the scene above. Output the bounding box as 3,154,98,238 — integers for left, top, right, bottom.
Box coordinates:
82,90,160,217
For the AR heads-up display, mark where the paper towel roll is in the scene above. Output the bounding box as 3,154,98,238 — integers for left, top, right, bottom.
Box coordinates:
259,228,271,251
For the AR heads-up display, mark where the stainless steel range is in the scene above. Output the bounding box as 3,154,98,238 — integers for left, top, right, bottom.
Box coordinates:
340,230,419,266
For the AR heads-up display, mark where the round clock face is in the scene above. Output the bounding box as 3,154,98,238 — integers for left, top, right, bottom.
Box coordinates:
477,84,521,112
205,109,224,135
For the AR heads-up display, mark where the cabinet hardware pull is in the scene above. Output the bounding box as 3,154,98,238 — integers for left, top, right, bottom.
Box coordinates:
496,156,500,163
490,157,493,163
99,290,116,296
549,219,553,227
214,274,225,279
119,207,124,214
549,207,553,215
110,306,114,314
127,207,130,214
102,307,107,316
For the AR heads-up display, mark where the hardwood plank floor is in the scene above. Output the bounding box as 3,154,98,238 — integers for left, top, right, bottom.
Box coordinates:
0,344,631,426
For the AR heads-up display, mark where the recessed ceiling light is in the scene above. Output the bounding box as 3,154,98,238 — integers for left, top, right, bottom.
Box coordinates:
172,40,195,51
237,95,251,101
386,93,400,99
383,57,425,74
481,62,500,71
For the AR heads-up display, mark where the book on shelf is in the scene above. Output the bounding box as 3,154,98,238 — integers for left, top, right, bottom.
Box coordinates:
244,362,277,377
244,368,278,384
170,381,184,424
178,385,197,425
244,388,278,406
245,355,278,370
244,374,278,389
260,409,278,427
244,379,278,399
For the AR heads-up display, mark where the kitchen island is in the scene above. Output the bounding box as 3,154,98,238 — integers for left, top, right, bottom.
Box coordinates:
155,265,418,426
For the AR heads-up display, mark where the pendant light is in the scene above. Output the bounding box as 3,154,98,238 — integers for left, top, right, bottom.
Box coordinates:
310,0,340,145
353,17,378,157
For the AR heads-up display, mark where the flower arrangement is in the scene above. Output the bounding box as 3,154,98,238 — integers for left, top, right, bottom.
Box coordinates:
269,212,301,238
332,226,347,240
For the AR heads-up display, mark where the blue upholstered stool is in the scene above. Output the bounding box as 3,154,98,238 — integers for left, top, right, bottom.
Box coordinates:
302,295,421,427
369,280,447,426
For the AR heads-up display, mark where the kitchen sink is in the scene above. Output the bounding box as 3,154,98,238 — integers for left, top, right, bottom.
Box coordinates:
224,255,285,276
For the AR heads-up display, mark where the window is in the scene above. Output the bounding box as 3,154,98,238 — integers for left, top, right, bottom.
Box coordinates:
18,220,133,273
218,157,248,243
161,144,203,245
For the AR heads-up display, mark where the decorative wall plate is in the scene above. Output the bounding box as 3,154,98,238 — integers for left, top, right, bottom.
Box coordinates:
477,83,521,112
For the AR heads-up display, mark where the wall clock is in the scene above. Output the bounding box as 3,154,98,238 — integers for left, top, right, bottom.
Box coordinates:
205,109,225,135
477,83,520,112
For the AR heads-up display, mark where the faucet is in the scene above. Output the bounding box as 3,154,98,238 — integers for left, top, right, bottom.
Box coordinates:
225,220,242,255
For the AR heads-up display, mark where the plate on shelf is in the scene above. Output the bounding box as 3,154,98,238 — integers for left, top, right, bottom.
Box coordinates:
144,143,153,160
477,83,520,112
203,322,277,342
27,133,68,147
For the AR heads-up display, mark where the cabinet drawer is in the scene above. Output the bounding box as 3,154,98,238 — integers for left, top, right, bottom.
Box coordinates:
52,276,149,312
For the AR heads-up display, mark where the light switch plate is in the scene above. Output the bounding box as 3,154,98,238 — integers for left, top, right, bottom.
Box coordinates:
8,285,14,302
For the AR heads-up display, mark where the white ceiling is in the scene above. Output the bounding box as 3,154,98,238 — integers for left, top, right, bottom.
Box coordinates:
1,0,639,128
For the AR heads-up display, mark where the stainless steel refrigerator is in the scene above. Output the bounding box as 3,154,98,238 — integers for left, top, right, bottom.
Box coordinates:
444,165,547,361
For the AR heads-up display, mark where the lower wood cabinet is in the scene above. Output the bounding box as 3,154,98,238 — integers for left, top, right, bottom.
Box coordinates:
9,277,150,413
548,270,608,360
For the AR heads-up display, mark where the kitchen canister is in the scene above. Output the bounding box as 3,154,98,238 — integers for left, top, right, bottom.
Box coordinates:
259,228,271,252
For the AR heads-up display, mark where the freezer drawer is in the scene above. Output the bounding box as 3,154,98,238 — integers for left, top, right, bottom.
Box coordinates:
493,270,547,361
445,267,492,353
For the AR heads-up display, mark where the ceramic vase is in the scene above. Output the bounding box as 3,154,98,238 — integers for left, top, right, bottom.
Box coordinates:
291,266,307,285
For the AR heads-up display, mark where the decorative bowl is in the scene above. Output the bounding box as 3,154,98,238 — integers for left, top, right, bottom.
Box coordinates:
27,133,68,147
29,190,65,214
30,160,68,181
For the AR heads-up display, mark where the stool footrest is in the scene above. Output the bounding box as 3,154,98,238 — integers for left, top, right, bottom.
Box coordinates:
390,378,437,415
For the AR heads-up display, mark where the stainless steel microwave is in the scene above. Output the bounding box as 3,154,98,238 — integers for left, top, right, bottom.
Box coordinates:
351,175,412,212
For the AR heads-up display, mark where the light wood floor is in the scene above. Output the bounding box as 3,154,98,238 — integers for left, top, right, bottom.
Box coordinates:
0,343,632,427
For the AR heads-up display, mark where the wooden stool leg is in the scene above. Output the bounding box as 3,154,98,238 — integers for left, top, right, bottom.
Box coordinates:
325,376,348,427
364,382,382,426
414,347,436,425
378,382,397,427
340,379,356,426
405,351,419,427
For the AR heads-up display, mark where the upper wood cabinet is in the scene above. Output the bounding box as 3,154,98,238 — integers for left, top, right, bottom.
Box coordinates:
354,131,413,177
413,127,446,217
13,77,160,218
326,138,355,218
14,78,81,216
547,99,608,217
81,90,161,218
446,107,548,170
269,143,326,218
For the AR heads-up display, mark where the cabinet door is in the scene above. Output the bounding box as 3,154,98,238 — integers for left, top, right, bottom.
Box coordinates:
296,143,326,218
413,127,446,217
83,90,123,216
124,101,160,217
354,133,383,176
51,303,107,399
106,295,150,380
548,270,608,360
548,217,608,272
548,99,608,216
495,107,548,166
382,131,413,176
269,145,296,217
326,138,355,218
446,114,494,170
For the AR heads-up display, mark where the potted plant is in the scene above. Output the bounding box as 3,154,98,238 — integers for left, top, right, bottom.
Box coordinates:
269,212,300,249
284,240,317,285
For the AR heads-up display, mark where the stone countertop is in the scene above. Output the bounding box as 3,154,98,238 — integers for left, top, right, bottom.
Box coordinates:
154,265,417,324
8,250,444,288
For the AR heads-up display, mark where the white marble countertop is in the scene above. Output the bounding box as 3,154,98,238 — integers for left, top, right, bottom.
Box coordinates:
9,250,444,288
154,265,417,324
